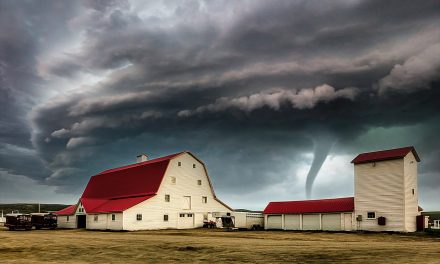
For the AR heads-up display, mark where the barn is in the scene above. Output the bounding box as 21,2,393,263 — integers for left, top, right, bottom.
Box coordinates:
264,146,421,232
56,151,232,230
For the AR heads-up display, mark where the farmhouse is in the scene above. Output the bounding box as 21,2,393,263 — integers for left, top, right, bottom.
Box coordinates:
56,151,232,230
264,146,421,232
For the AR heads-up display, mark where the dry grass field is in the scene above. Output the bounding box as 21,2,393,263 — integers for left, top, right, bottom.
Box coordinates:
0,227,439,263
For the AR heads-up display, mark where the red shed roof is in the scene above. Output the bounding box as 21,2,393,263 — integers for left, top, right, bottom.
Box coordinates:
351,146,420,164
264,197,354,214
55,205,76,216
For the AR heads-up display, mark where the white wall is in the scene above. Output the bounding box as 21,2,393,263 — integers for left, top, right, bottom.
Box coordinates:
57,215,76,229
404,152,419,232
123,153,231,230
87,213,123,230
354,158,406,231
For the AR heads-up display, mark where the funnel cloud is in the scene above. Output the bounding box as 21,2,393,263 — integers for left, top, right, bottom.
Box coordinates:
305,137,336,199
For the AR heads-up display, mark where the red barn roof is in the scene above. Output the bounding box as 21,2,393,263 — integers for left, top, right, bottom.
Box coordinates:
351,146,420,164
56,152,182,215
264,197,354,214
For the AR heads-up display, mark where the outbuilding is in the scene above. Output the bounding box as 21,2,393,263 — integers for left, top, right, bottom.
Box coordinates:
264,146,422,232
264,197,354,231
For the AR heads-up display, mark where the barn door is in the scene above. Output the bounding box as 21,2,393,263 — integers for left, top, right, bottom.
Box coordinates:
344,213,352,231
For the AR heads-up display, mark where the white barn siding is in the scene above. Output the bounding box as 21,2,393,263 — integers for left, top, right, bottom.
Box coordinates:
354,159,405,231
123,153,230,230
57,215,76,229
87,213,123,230
404,152,419,232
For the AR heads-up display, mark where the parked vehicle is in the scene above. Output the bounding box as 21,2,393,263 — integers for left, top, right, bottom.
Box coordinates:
4,214,32,231
31,213,57,230
213,211,264,230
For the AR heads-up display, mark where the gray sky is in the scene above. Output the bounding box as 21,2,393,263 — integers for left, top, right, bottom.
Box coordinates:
0,0,439,210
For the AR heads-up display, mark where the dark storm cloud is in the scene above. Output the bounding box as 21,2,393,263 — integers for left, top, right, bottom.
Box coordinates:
1,0,440,207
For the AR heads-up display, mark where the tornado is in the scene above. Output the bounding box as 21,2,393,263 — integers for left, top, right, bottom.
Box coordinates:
305,137,335,199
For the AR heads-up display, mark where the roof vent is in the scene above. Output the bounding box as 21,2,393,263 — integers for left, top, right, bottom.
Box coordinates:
136,154,148,163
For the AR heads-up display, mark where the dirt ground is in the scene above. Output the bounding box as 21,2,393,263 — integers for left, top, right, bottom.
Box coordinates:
0,227,439,263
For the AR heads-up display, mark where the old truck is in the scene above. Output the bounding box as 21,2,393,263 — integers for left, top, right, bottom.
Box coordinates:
213,211,264,230
31,213,57,230
4,213,32,231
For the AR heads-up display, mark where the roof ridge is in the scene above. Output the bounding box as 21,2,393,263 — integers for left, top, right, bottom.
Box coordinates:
269,197,354,203
97,151,185,175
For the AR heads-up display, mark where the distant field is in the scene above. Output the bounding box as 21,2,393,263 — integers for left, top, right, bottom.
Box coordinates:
0,204,68,214
0,227,439,263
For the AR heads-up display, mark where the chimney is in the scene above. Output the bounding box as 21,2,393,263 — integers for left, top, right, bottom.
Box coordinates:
137,154,148,163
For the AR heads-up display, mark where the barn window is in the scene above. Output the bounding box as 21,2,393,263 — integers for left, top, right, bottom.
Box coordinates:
179,213,185,217
136,214,142,221
66,216,69,222
170,177,176,184
193,164,196,168
412,188,415,195
197,180,202,186
202,196,207,203
94,215,98,222
178,161,181,166
164,214,169,222
165,194,170,202
187,213,193,217
367,212,376,219
111,214,115,221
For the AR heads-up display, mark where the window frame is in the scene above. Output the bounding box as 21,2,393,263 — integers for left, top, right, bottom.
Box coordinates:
170,176,176,184
66,216,69,222
197,180,202,186
202,196,207,203
164,214,169,222
165,194,170,202
193,164,196,168
111,214,116,221
367,212,376,219
94,215,98,222
136,214,142,221
178,161,181,167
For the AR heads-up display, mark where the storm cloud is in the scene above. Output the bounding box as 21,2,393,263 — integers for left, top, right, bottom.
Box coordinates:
0,0,439,209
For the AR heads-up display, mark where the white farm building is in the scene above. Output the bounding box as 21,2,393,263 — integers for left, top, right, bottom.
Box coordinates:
56,151,232,230
264,146,422,232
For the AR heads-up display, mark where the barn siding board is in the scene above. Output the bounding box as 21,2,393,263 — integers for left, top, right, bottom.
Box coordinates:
354,159,406,231
57,216,76,229
404,152,419,232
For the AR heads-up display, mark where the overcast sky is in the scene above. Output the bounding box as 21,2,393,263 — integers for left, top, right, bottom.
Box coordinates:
0,0,439,210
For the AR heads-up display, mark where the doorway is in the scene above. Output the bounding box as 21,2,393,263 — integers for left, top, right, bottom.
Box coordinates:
77,215,86,228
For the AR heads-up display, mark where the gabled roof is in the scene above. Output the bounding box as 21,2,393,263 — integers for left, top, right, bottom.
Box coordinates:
264,197,354,214
351,146,420,164
81,152,182,199
55,205,76,216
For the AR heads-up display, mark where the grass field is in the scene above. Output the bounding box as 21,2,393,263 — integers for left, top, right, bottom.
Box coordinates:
0,227,439,263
